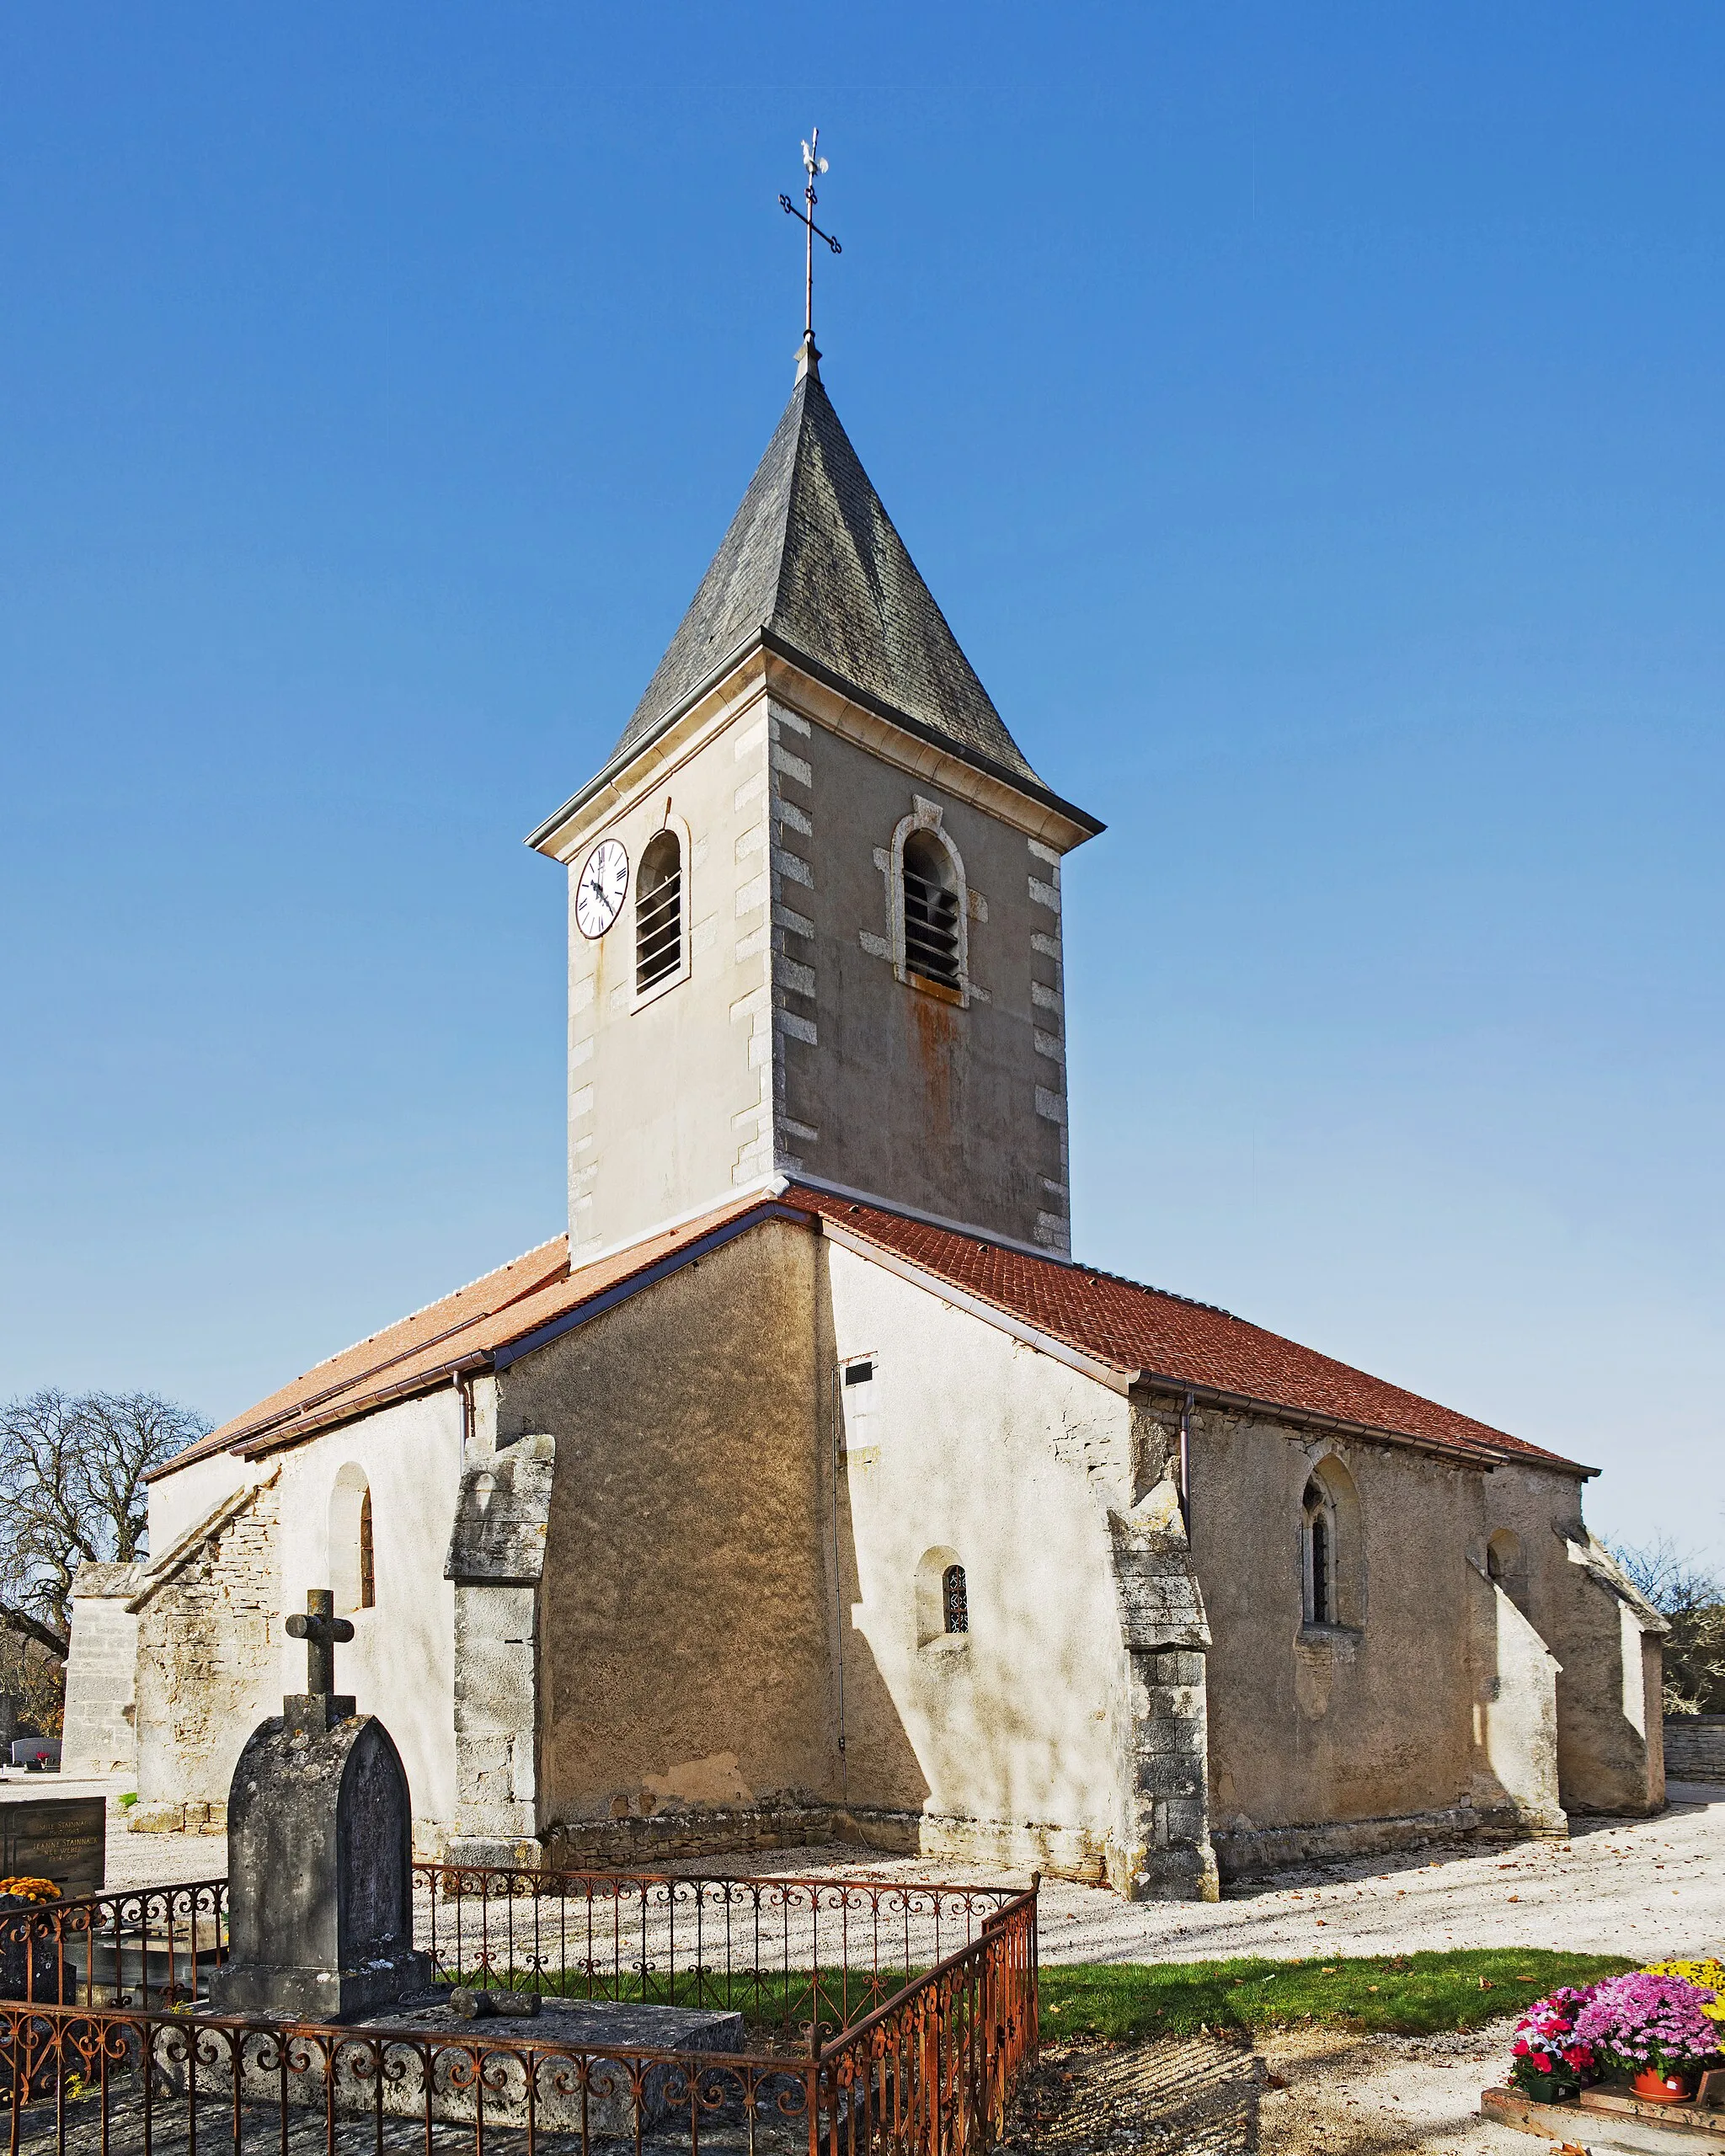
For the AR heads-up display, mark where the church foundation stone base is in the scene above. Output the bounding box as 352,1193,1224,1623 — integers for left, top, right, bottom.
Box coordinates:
521,1801,1120,1886
1213,1801,1562,1879
128,1801,227,1835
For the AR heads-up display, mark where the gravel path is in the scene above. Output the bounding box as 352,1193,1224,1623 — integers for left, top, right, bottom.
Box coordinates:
103,1780,1725,1967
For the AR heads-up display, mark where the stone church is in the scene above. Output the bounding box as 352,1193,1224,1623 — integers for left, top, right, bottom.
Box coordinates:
62,333,1666,1897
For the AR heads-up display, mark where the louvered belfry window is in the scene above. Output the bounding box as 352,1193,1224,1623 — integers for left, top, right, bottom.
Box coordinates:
902,830,961,990
636,830,683,991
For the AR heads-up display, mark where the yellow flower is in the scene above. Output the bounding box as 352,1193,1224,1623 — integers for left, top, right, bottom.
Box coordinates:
1641,1960,1725,2024
0,1876,61,1903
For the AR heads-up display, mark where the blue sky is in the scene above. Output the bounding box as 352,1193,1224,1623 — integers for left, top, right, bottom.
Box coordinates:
2,5,1720,1565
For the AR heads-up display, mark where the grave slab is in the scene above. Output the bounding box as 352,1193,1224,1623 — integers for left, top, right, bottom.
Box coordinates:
177,1996,750,2137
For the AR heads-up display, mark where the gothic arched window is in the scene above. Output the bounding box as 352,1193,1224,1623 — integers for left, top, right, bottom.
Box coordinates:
1303,1482,1332,1623
636,830,684,992
1300,1456,1364,1630
901,829,962,990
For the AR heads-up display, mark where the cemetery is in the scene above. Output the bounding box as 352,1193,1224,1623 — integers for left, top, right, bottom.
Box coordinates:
0,1589,1039,2156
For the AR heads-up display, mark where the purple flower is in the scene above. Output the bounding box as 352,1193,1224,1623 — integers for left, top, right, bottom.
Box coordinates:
1573,1974,1717,2071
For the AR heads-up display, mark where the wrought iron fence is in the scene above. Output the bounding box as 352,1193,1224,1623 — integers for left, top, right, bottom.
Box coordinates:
0,1886,1037,2156
0,1882,227,2009
410,1867,1024,2043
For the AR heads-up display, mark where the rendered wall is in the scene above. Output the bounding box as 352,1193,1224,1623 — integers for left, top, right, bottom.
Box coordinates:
1465,1454,1665,1816
270,1390,463,1833
513,1217,835,1824
129,1390,463,1843
1197,1412,1487,1861
824,1240,1212,1893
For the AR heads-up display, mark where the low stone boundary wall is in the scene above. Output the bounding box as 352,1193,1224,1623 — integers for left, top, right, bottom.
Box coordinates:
1664,1716,1725,1782
1213,1800,1534,1879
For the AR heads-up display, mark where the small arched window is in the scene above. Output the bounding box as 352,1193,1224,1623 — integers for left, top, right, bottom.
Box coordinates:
901,830,961,990
330,1465,374,1615
1303,1480,1334,1625
942,1563,969,1636
636,830,683,992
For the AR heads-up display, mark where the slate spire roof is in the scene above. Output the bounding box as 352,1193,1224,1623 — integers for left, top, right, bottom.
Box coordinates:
610,351,1055,803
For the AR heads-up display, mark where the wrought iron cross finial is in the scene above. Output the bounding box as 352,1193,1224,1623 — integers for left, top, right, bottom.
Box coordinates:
779,125,841,350
285,1588,354,1698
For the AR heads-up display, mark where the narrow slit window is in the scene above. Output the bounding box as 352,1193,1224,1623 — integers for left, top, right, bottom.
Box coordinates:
358,1487,376,1609
636,830,683,992
1303,1478,1333,1625
901,830,961,990
942,1562,969,1636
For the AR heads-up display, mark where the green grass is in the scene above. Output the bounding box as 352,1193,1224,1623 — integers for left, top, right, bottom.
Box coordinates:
1038,1951,1635,2041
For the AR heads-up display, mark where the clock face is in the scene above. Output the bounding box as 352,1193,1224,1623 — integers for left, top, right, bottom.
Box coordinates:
575,837,630,940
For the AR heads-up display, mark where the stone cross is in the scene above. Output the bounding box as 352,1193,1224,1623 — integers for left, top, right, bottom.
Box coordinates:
286,1588,355,1696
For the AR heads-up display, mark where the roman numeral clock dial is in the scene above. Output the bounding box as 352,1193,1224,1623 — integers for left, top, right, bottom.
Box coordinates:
575,838,629,940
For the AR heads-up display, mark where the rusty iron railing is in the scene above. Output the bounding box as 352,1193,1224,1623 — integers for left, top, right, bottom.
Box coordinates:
0,1881,227,2008
411,1865,1023,2042
0,1885,1037,2156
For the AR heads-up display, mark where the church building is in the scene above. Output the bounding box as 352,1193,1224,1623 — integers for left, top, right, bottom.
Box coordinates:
62,330,1666,1897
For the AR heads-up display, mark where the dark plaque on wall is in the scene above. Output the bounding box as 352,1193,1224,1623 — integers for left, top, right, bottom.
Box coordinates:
0,1796,105,1898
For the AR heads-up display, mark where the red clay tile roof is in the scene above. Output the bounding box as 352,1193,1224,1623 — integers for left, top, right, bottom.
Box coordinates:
156,1183,1589,1481
153,1198,763,1478
788,1187,1589,1475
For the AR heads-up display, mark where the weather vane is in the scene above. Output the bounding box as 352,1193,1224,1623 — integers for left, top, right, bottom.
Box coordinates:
779,128,841,350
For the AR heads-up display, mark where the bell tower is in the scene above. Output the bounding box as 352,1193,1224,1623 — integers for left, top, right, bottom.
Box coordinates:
527,341,1102,1264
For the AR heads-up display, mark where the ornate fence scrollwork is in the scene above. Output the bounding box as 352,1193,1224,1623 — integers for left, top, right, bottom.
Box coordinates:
3,1871,1035,2156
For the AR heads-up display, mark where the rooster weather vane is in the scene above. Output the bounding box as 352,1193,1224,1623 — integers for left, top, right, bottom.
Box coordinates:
780,128,841,346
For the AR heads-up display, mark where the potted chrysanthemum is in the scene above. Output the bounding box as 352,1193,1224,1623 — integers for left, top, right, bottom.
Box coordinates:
1573,1971,1720,2104
1509,1986,1601,2101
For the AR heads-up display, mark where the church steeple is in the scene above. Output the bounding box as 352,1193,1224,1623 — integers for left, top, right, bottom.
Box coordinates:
606,364,1071,820
531,355,1101,1267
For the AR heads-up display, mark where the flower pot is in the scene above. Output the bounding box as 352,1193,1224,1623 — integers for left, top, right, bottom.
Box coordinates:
1632,2068,1695,2105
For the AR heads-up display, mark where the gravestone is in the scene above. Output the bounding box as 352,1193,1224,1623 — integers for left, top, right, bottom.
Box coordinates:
0,1788,105,1896
207,1589,431,2021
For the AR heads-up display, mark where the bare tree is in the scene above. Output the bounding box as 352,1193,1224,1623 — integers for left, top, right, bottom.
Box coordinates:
0,1390,209,1664
1610,1534,1725,1716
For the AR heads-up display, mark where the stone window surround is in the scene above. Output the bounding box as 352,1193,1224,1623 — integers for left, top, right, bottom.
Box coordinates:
889,800,973,1010
629,808,693,1013
1298,1447,1366,1637
914,1544,971,1655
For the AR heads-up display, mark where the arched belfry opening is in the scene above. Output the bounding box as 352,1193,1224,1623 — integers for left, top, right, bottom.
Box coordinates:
635,829,684,992
901,829,962,990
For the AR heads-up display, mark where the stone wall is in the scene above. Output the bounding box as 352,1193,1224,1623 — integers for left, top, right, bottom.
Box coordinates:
60,1564,139,1780
1664,1716,1725,1782
132,1477,283,1831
